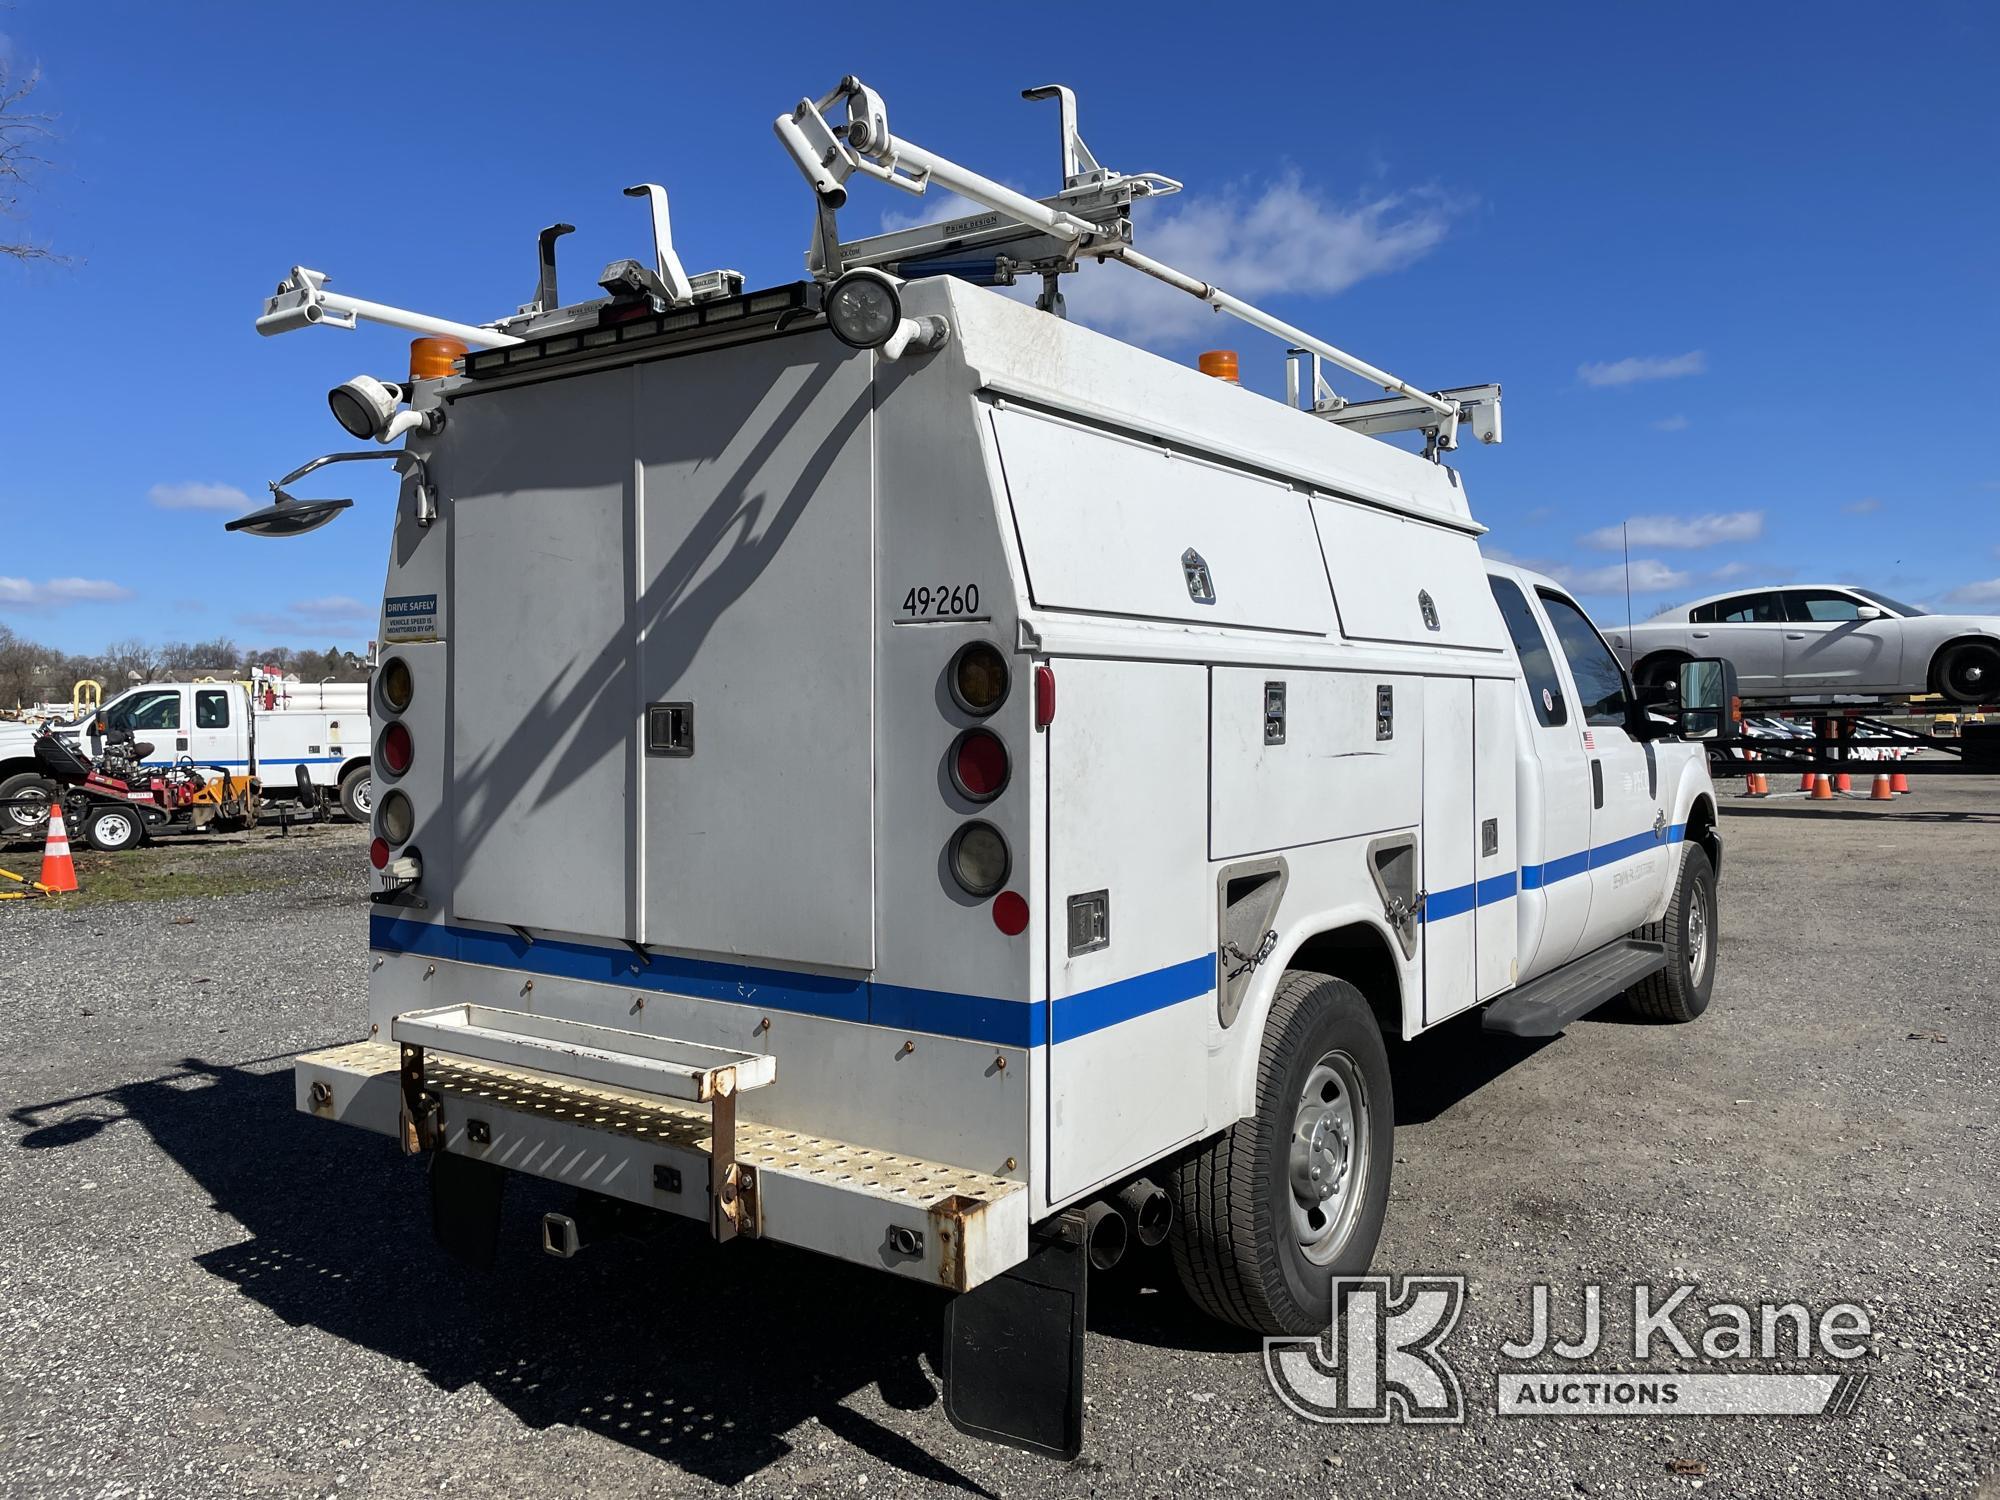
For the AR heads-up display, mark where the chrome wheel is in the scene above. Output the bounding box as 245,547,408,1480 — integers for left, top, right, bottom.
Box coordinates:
1288,1050,1371,1264
351,776,373,815
1685,874,1712,984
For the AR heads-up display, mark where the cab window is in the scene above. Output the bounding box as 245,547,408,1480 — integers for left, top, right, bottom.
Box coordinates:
195,689,231,729
1691,592,1784,624
105,689,181,732
1785,590,1866,622
1488,576,1569,727
1537,591,1630,726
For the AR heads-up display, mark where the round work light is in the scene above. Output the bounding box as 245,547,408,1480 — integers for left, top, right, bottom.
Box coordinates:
825,269,903,349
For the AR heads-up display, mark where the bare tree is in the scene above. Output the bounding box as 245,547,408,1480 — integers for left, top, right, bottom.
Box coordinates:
1,60,63,263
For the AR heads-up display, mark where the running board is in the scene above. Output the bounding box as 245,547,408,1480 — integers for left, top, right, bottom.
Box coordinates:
1481,939,1668,1037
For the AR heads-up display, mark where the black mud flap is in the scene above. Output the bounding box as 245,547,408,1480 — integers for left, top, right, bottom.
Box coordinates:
941,1209,1087,1460
429,1151,505,1271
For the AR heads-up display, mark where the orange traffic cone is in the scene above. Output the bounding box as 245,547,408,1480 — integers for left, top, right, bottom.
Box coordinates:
1869,773,1895,801
1834,771,1852,793
1799,771,1816,793
1745,752,1768,797
37,800,78,893
1890,769,1910,794
1810,774,1834,800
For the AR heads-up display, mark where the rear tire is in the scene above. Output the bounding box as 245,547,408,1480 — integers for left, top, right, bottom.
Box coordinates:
82,804,143,853
1934,641,2000,705
0,771,54,835
338,766,372,824
1627,844,1717,1022
1167,971,1394,1336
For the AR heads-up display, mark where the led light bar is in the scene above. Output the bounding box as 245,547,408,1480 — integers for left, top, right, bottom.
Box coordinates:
463,281,823,381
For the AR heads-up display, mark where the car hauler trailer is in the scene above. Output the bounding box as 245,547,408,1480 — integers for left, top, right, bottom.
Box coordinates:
240,78,1736,1458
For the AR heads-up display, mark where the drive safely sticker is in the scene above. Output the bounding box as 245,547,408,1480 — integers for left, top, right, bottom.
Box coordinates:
383,593,439,642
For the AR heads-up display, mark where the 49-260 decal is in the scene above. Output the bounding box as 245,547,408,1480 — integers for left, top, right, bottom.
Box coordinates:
900,583,980,619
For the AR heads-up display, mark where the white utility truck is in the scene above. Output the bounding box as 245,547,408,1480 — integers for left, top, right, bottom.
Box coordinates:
0,679,375,833
242,79,1737,1457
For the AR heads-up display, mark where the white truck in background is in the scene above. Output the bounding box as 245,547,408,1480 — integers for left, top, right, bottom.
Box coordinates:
0,679,375,834
239,76,1740,1459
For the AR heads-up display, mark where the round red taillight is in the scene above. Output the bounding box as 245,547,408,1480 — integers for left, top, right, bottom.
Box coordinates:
369,836,390,870
992,891,1029,936
950,729,1009,802
381,722,413,775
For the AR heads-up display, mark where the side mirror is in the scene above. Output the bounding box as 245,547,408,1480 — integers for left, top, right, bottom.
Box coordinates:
1855,605,1883,620
1676,658,1740,742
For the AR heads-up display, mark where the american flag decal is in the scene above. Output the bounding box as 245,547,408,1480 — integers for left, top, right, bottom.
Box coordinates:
1582,730,1595,750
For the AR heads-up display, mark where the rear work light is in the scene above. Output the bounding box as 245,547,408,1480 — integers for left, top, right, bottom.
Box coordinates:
949,642,1009,716
948,821,1010,898
950,729,1009,802
379,722,413,776
378,657,413,714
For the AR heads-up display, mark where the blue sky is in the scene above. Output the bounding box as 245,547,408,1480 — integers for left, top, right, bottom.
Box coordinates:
2,2,1996,652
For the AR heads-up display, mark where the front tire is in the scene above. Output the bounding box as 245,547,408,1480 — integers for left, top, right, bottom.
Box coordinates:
82,804,143,853
338,766,372,824
1627,843,1717,1022
1168,971,1394,1336
1934,641,2000,705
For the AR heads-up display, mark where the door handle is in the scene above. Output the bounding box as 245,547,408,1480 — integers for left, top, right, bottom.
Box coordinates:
1591,758,1603,809
1785,632,1805,640
1691,631,1710,639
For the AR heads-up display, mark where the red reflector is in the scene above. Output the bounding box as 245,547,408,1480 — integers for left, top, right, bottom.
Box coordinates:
1034,663,1056,729
381,721,413,775
369,837,390,870
992,891,1029,936
952,729,1009,801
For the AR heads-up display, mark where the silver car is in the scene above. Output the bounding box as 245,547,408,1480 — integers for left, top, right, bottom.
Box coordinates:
1607,585,2000,703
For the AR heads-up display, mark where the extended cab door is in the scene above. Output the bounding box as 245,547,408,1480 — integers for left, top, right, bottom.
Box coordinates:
1779,589,1903,690
1487,576,1593,979
190,685,239,768
1537,589,1671,947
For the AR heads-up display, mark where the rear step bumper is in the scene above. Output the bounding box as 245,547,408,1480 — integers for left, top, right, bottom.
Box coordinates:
1480,939,1669,1038
295,1030,1027,1293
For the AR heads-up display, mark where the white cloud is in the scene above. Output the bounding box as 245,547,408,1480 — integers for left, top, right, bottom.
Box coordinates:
1482,548,1687,596
0,575,136,608
150,481,253,512
1062,174,1463,343
1580,510,1764,551
1841,497,1882,515
1651,414,1690,432
1707,560,1753,581
1577,351,1707,388
290,595,373,622
1563,559,1690,594
1943,578,2000,608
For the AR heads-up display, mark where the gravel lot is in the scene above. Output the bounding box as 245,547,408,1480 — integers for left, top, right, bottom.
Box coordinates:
0,787,1994,1499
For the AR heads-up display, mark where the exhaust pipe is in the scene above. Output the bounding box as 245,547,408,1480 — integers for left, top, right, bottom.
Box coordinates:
1082,1199,1128,1271
1116,1178,1173,1248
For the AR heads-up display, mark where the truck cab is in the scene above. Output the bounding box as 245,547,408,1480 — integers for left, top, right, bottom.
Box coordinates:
0,680,375,834
253,75,1731,1458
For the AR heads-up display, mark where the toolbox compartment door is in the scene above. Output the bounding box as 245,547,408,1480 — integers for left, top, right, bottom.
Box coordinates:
633,341,877,968
447,339,876,969
991,405,1337,635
